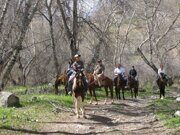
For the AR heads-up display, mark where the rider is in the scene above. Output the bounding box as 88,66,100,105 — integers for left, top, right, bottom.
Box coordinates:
113,63,127,85
129,66,138,81
67,54,88,94
157,64,168,81
93,60,105,86
66,58,74,78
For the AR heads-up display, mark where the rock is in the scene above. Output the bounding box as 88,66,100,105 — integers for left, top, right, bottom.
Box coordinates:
174,111,180,117
0,92,20,107
176,97,180,102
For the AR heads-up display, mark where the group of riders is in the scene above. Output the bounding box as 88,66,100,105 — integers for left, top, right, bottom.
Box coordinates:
65,53,169,95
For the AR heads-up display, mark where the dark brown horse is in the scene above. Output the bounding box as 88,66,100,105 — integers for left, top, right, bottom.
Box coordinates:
156,75,173,99
54,73,68,95
72,71,86,118
114,74,126,100
128,75,139,98
87,73,114,104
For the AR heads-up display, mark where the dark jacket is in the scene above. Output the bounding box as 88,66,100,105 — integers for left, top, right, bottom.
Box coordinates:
129,68,137,77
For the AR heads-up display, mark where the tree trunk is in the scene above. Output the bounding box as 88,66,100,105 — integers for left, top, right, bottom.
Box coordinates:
57,0,78,58
137,48,158,73
46,0,60,75
86,39,102,72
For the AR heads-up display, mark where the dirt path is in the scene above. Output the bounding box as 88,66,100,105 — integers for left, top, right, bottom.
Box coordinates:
41,97,174,135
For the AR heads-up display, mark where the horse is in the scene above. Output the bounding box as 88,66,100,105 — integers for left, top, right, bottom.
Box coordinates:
114,74,126,100
72,70,86,118
54,73,68,95
87,73,114,104
128,75,139,98
156,75,173,99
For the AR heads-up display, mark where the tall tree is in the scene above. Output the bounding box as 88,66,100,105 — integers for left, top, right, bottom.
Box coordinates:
57,0,78,57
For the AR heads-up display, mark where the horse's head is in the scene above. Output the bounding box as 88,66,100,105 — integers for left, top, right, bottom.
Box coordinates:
167,77,173,86
117,74,124,81
74,71,84,87
58,74,67,85
128,75,133,80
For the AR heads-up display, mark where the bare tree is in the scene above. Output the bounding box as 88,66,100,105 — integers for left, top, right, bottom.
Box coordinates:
57,0,79,57
0,0,41,90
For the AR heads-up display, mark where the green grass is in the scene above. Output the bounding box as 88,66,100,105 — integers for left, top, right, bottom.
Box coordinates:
151,97,180,128
0,85,73,134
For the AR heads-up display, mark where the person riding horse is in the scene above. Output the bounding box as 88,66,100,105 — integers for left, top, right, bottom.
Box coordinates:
113,64,127,85
157,64,168,83
67,54,88,95
93,60,105,86
66,58,74,78
156,64,170,99
129,66,138,81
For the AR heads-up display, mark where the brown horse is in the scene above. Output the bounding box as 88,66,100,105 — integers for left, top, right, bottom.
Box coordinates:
114,74,126,100
156,75,173,99
128,75,139,98
72,71,86,118
87,73,114,104
54,73,68,95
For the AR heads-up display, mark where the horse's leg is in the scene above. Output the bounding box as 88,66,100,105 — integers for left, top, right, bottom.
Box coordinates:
81,96,86,118
122,87,125,100
130,87,133,98
54,79,59,94
93,88,98,105
76,96,80,118
160,87,162,99
162,85,165,98
134,87,137,98
110,86,114,104
104,87,108,104
65,83,68,95
115,86,118,100
89,88,93,104
74,96,78,115
118,87,121,100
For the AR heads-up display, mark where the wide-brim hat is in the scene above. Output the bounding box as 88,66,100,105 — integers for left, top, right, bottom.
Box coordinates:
74,54,80,58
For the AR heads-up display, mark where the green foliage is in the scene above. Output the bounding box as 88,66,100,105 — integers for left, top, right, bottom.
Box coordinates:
152,97,180,128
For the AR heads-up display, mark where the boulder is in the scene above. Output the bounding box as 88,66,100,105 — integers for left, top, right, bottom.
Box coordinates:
176,97,180,102
174,111,180,117
0,92,20,107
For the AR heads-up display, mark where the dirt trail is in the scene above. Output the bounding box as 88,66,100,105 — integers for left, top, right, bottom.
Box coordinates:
41,97,174,135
